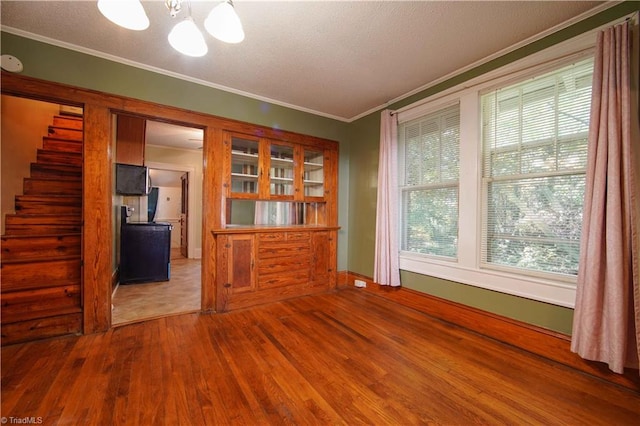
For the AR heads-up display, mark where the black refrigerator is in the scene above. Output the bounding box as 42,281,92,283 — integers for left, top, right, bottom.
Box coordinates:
120,207,172,284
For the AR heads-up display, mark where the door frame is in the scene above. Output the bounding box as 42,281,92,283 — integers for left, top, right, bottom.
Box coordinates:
180,172,189,258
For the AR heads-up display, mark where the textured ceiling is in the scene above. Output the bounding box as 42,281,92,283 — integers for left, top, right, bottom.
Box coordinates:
1,1,605,122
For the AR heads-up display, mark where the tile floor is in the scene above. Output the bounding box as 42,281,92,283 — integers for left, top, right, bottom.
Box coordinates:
112,255,201,325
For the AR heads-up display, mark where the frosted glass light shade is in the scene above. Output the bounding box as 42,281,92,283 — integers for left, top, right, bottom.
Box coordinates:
97,0,149,31
168,17,208,57
204,1,245,44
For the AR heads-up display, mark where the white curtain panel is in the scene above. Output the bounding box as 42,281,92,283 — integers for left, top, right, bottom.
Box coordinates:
571,20,640,374
374,110,401,286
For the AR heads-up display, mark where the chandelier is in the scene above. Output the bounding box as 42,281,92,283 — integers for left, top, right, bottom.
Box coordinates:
97,0,245,57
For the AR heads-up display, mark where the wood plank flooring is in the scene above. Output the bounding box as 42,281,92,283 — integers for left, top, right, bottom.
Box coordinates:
2,289,639,425
112,257,201,325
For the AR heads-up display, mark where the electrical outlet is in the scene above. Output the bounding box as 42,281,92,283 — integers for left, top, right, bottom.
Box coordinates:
354,279,367,288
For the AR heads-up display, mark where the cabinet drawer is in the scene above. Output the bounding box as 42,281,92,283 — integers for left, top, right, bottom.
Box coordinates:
257,233,285,242
258,257,310,275
258,243,310,258
258,271,310,289
286,232,310,241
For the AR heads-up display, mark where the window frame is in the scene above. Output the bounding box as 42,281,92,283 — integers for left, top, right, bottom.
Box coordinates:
479,58,593,281
396,32,598,308
398,101,461,260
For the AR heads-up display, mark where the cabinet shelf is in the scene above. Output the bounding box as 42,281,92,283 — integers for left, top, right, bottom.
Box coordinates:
232,152,259,166
303,162,323,172
231,148,258,157
303,180,323,186
231,173,259,181
271,177,294,184
271,157,294,168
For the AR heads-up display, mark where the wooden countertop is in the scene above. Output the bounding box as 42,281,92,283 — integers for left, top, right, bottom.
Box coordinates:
211,225,340,235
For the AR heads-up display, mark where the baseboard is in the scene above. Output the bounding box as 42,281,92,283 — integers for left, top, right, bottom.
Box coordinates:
343,271,640,392
192,248,202,259
337,270,349,287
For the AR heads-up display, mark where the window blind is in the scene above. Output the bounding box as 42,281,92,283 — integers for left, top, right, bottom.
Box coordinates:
400,104,460,258
480,58,593,277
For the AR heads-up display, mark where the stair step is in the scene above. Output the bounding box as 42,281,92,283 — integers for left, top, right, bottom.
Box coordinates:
30,163,82,180
0,312,82,345
37,149,82,167
42,137,82,153
47,126,83,141
15,195,82,215
1,286,82,324
1,234,81,262
53,115,83,130
1,257,82,292
4,214,82,235
1,253,79,265
23,178,82,195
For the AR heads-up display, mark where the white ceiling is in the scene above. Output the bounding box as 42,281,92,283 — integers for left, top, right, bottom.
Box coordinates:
1,0,606,123
146,120,204,150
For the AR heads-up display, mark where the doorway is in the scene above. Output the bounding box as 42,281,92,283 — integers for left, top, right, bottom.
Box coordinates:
111,119,203,325
146,166,192,260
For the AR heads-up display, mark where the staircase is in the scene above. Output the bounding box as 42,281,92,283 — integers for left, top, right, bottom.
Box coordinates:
1,114,83,345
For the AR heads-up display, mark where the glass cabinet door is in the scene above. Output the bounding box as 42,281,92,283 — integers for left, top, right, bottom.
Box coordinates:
231,136,260,195
269,143,295,197
303,149,324,198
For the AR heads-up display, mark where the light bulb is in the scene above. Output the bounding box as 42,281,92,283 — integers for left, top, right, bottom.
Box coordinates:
204,1,245,44
97,0,149,31
168,17,208,57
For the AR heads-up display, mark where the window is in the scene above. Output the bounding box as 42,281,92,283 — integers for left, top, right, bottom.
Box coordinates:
400,104,460,258
481,58,593,278
396,37,597,307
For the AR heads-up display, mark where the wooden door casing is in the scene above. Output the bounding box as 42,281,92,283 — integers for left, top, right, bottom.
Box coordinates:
180,172,188,258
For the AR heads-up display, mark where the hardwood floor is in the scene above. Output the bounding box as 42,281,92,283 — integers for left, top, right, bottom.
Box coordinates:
111,256,201,325
2,289,639,425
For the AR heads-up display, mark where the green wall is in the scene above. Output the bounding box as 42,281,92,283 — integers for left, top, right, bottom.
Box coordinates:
347,2,638,335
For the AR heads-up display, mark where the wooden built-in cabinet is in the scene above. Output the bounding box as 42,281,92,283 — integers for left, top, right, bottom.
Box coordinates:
115,114,146,165
215,228,338,312
213,130,339,312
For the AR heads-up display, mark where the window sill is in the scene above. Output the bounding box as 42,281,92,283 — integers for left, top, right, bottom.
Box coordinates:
399,252,576,308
